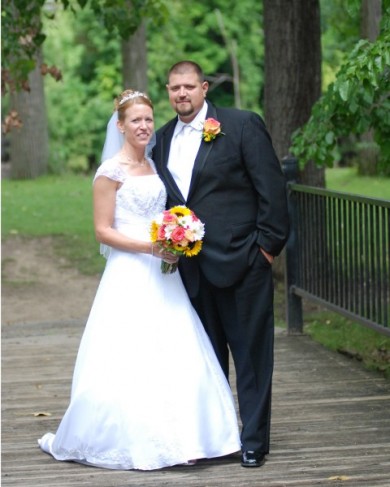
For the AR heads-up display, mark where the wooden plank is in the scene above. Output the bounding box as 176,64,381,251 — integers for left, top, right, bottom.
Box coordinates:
2,321,390,486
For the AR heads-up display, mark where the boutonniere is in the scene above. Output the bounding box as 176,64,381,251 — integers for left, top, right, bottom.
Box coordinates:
202,118,225,142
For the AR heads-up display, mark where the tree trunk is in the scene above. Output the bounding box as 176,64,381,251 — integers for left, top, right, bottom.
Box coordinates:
263,0,323,286
361,0,382,41
263,0,324,186
215,9,241,108
9,50,49,179
121,22,148,92
357,0,382,176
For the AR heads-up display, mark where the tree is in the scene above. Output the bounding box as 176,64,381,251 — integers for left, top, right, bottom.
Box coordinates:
1,0,167,95
361,0,382,42
1,0,167,179
122,22,148,92
291,3,390,175
357,0,382,175
9,49,49,178
3,2,50,179
263,0,324,186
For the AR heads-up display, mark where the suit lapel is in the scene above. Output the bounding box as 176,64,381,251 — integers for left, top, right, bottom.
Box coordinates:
187,103,218,202
159,119,185,203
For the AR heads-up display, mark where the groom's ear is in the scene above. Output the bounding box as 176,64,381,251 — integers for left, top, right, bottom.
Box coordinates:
202,81,209,97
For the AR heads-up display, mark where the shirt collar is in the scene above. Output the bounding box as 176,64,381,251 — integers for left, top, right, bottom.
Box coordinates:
174,101,208,136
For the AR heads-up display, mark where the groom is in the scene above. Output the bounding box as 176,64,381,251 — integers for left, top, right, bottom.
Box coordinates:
153,61,289,468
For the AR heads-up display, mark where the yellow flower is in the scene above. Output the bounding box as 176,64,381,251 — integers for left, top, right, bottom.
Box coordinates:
183,240,203,257
150,221,159,242
170,205,192,217
173,240,189,251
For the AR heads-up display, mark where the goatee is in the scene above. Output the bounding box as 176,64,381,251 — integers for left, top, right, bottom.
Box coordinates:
176,104,194,118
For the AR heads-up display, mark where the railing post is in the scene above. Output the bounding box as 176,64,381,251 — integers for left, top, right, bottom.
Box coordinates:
282,157,303,334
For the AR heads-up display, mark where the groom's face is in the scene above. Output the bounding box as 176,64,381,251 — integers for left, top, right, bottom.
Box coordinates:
166,71,208,124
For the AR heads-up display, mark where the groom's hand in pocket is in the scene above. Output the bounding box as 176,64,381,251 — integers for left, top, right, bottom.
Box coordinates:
260,248,274,264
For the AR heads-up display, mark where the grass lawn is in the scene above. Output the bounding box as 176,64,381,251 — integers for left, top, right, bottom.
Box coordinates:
2,173,104,275
2,167,389,377
326,166,390,200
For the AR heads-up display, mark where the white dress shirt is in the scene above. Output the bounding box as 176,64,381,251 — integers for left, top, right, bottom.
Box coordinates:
168,102,208,200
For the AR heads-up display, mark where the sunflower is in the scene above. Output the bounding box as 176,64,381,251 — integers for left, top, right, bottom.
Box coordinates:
183,240,203,257
150,221,159,242
169,205,192,218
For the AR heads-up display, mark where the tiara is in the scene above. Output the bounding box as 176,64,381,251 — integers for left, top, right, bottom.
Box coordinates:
119,91,149,106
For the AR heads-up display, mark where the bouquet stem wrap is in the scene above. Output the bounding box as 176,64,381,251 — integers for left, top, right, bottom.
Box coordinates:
161,261,179,274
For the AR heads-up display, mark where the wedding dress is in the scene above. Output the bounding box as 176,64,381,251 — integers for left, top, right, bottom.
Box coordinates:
38,157,240,470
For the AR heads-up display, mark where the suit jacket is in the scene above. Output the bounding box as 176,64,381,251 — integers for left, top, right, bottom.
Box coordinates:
153,101,289,293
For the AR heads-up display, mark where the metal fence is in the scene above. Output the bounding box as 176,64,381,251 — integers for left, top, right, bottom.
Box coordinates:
283,160,390,337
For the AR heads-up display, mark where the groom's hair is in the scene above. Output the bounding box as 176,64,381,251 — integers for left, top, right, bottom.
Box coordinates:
168,61,205,83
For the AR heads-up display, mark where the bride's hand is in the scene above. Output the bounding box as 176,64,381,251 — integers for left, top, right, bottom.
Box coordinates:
151,244,179,264
161,252,179,264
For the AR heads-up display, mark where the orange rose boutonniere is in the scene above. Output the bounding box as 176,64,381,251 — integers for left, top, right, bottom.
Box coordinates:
202,118,225,142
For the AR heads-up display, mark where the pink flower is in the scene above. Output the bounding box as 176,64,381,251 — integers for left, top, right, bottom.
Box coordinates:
171,226,186,243
157,226,166,240
162,211,177,224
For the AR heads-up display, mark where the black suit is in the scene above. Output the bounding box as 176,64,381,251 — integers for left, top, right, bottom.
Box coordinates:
154,101,289,454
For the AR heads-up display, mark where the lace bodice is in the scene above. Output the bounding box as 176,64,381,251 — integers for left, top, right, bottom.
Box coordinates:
94,158,167,226
94,158,166,258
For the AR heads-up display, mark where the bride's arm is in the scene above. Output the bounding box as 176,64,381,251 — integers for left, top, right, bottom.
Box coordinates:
93,176,175,262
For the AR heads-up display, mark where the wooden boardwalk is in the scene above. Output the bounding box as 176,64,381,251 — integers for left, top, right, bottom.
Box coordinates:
2,320,390,486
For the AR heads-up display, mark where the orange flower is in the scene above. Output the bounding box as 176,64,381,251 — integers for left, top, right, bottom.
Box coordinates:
203,118,224,142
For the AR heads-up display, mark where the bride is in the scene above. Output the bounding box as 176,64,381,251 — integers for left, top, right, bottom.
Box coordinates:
38,89,240,470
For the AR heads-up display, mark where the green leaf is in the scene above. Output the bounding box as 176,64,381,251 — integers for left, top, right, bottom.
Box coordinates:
325,131,335,145
338,80,350,101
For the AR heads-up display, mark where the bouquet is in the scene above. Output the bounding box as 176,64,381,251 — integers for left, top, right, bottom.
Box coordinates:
150,205,205,274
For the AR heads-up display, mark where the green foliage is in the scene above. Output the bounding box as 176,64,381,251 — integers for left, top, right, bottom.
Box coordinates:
1,0,47,93
320,0,360,89
41,0,264,170
1,0,168,94
43,7,123,172
1,174,104,275
7,0,389,179
291,8,390,171
147,0,264,128
87,0,168,38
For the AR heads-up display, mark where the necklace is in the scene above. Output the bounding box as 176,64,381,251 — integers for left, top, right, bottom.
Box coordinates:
120,151,148,169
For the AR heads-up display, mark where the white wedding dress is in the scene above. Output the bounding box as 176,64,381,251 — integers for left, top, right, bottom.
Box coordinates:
38,158,240,470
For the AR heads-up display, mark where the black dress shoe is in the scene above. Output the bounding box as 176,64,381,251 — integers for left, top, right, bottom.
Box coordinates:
241,450,266,468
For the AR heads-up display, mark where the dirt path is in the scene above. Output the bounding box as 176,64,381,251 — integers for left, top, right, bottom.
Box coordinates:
1,236,100,325
1,236,285,326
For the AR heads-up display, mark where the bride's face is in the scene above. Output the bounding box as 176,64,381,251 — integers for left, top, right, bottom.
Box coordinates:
119,103,154,149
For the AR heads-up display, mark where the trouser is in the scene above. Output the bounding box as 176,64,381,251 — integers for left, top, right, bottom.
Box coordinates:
190,251,275,453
